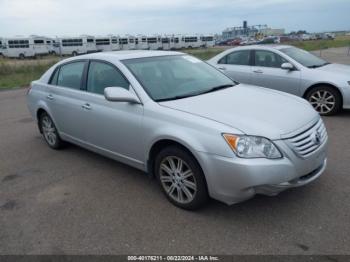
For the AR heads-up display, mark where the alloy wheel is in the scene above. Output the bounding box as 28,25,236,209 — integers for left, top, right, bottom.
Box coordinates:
41,115,57,146
308,90,335,114
159,156,197,204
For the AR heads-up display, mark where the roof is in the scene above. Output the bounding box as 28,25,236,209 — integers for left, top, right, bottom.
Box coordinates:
74,50,184,61
236,44,293,50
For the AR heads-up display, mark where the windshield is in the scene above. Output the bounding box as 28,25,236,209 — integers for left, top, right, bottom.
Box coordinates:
280,47,329,68
122,55,235,101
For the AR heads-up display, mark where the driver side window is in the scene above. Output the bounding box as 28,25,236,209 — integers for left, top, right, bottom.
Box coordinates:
87,61,129,95
254,50,288,68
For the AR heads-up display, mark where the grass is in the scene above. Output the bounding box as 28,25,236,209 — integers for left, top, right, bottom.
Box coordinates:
182,47,229,60
0,56,60,89
1,36,349,89
286,35,350,51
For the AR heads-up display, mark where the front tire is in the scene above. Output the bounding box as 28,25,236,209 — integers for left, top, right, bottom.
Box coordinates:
155,146,208,210
306,86,341,116
39,112,64,149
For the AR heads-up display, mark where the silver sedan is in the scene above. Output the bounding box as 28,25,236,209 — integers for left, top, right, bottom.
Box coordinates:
208,45,350,115
27,51,327,210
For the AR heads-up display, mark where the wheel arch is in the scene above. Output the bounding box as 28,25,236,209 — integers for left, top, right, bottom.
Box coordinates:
147,139,208,189
36,107,60,134
303,83,343,107
36,108,48,133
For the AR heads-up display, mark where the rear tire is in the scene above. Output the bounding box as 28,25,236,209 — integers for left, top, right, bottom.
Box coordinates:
155,146,208,210
39,112,64,149
19,53,25,59
305,86,341,116
72,51,78,56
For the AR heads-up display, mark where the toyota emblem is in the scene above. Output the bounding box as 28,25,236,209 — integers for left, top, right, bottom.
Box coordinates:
313,130,321,145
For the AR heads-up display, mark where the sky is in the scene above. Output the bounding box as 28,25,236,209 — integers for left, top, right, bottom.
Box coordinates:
0,0,349,37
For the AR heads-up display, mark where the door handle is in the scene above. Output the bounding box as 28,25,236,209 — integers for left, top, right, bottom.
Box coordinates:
46,94,54,100
82,103,92,110
253,69,263,74
218,67,226,70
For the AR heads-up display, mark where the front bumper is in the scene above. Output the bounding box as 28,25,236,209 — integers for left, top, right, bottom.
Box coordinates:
196,139,327,205
254,158,326,196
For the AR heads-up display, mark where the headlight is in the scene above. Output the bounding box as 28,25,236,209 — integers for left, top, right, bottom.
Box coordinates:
223,134,282,159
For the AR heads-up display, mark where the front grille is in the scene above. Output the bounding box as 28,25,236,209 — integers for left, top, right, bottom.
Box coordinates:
285,118,327,157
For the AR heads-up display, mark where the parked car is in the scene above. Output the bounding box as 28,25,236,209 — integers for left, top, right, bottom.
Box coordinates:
216,39,231,46
324,33,335,40
227,38,242,46
27,51,327,210
240,38,258,46
208,45,350,115
257,37,277,45
301,34,312,41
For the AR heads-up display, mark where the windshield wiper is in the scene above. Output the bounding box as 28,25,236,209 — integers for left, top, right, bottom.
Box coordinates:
156,91,203,102
200,84,234,95
308,62,331,68
156,84,234,102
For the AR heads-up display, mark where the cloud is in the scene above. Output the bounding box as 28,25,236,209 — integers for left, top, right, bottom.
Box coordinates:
0,0,349,37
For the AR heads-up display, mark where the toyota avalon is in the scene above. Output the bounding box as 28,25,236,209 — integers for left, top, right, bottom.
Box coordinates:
27,51,328,210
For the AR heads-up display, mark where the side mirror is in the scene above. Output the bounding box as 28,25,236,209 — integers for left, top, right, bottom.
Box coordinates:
281,62,294,70
104,87,141,104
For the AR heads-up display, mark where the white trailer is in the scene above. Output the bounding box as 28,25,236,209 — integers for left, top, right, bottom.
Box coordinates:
118,37,129,50
2,37,36,58
127,36,136,50
136,35,148,50
161,36,175,50
118,36,136,50
147,36,162,50
182,36,201,48
57,36,97,56
172,35,185,49
95,36,120,52
45,38,54,54
200,35,215,47
45,38,60,55
30,36,49,56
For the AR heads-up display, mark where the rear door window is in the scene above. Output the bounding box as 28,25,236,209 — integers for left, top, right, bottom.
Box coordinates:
57,62,85,90
219,50,251,66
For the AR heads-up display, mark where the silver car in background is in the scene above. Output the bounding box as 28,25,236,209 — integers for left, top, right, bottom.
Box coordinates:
208,45,350,115
27,51,327,210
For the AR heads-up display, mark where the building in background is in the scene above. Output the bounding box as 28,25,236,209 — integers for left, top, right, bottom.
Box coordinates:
259,28,285,36
222,21,285,40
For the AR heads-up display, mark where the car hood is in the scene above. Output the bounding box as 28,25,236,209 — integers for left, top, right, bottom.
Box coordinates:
315,63,350,75
159,84,318,140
